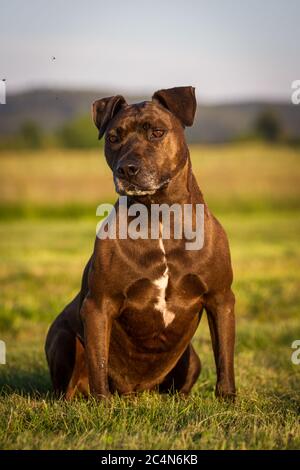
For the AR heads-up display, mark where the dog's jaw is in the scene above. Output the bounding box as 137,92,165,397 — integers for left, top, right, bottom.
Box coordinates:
114,176,170,197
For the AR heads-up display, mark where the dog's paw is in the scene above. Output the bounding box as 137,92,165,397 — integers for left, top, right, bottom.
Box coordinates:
215,382,236,402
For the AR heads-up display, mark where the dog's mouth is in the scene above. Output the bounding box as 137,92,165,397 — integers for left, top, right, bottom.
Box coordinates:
114,176,170,197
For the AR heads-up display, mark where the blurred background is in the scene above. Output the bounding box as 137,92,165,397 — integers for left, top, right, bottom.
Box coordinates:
0,0,299,449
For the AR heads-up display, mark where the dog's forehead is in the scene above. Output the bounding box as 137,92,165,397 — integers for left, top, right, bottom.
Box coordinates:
116,100,171,124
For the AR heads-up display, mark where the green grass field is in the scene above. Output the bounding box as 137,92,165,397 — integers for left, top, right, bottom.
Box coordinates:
0,143,299,449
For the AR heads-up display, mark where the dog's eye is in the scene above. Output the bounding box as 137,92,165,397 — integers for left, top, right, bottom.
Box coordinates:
108,135,119,143
151,129,165,139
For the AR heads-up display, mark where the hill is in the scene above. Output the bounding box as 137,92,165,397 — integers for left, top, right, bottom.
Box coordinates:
0,89,299,143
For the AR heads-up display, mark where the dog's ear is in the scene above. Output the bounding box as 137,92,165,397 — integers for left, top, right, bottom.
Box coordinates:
92,95,127,139
152,86,196,127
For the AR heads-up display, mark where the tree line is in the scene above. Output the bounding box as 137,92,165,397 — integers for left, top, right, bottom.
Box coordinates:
0,109,296,150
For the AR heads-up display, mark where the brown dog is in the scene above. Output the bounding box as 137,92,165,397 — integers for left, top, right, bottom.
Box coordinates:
45,87,236,400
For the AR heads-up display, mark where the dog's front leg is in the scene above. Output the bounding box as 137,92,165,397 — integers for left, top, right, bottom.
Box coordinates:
205,289,236,400
80,295,112,399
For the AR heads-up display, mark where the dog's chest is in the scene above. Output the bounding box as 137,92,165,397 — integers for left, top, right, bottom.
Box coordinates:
144,236,174,327
118,236,205,342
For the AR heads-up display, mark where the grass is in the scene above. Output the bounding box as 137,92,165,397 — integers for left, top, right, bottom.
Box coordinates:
0,143,299,212
0,143,300,449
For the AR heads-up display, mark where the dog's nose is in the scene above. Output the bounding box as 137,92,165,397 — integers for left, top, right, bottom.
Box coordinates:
117,162,140,179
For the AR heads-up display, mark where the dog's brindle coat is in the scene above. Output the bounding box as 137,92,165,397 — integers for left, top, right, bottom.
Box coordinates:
45,87,236,400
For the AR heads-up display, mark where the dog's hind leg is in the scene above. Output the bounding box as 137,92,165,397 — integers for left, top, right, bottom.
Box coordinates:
45,294,84,397
158,344,201,396
65,337,89,400
179,344,201,395
45,325,75,396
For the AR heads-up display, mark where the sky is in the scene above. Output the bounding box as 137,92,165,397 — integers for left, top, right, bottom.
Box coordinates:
0,0,299,102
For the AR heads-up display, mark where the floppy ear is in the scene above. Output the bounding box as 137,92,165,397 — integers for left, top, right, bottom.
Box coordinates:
152,86,197,127
92,95,127,139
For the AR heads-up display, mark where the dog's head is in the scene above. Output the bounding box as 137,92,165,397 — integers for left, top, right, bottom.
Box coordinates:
92,86,197,197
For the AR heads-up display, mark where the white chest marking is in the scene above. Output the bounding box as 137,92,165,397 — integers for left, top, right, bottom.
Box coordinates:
153,234,175,327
